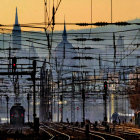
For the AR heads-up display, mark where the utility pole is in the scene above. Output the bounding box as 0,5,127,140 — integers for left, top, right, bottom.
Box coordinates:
103,81,108,122
50,70,53,122
82,88,85,123
71,73,75,123
55,58,60,122
46,69,49,121
94,69,96,90
111,0,113,23
32,60,36,127
60,79,64,122
27,93,30,123
8,44,11,75
60,94,63,122
113,33,116,74
6,95,9,124
57,74,60,122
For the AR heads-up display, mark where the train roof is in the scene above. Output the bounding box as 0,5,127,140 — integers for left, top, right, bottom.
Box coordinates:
10,103,25,111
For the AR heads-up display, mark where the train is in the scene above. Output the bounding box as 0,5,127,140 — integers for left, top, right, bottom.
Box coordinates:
10,103,25,126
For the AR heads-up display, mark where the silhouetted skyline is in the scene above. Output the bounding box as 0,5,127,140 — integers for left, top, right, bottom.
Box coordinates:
0,0,140,30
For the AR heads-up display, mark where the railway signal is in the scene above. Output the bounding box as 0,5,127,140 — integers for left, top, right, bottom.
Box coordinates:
12,57,17,73
104,81,107,91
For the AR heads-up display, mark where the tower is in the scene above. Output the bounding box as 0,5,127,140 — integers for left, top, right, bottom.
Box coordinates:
62,20,67,41
53,20,78,122
12,7,21,52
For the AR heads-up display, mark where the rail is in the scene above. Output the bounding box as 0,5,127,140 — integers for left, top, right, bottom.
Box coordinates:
40,126,55,140
90,130,125,140
54,122,105,140
41,123,70,140
59,123,124,140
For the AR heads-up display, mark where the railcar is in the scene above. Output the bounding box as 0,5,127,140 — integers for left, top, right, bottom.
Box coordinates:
10,103,25,126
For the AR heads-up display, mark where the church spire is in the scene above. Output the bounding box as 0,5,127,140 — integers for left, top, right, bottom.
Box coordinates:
62,19,67,40
12,7,21,51
15,7,19,25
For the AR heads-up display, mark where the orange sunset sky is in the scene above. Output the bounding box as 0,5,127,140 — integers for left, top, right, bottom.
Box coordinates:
0,0,140,31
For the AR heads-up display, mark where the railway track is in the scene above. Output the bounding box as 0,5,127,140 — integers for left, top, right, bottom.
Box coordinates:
40,123,70,140
90,129,125,140
54,122,104,140
40,126,54,140
115,129,140,140
56,122,125,140
41,122,105,140
120,131,140,140
106,124,140,140
40,122,140,140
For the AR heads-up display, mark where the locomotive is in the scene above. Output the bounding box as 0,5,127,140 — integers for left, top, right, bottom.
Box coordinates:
10,103,25,126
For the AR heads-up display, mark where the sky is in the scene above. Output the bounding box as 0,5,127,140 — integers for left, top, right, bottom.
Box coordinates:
0,0,140,31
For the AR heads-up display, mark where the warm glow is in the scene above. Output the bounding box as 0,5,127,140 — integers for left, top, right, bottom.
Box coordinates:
0,0,140,31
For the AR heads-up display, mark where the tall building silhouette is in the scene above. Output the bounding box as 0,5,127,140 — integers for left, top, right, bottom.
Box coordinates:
12,7,21,53
54,20,78,76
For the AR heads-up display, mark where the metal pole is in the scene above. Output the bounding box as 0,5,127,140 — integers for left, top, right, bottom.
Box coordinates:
104,90,107,122
91,0,92,24
83,98,85,123
105,90,107,121
7,101,8,123
71,73,75,123
6,96,9,124
51,76,53,122
111,0,112,23
28,98,29,123
27,93,30,123
32,60,36,127
57,77,59,122
61,80,63,122
33,73,36,124
113,33,116,74
82,88,85,123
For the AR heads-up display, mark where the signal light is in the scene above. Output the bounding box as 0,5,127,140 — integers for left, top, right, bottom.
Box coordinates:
12,57,17,73
104,81,107,91
76,107,79,110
